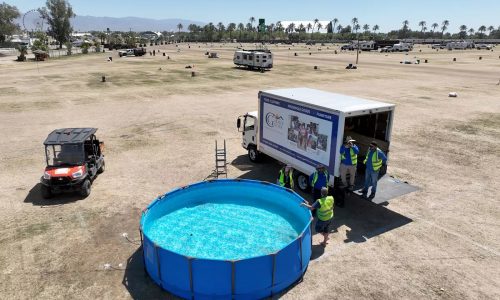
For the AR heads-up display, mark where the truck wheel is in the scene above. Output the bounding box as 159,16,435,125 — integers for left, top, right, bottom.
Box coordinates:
97,160,105,174
80,179,91,198
248,146,260,162
41,185,52,199
296,173,310,192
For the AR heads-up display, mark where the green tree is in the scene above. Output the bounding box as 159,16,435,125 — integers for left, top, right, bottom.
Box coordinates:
418,21,426,33
487,25,494,36
477,25,486,37
331,18,338,35
249,17,255,31
237,23,244,40
32,31,49,51
459,25,467,39
39,0,76,49
441,20,449,37
431,23,439,34
0,2,20,43
227,23,236,40
363,24,370,34
177,23,183,41
372,24,379,35
468,28,475,37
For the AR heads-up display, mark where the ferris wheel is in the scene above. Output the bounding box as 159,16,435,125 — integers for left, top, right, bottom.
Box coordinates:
22,9,45,32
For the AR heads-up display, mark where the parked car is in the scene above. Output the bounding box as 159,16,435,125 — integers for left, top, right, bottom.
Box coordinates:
379,46,393,53
476,44,492,50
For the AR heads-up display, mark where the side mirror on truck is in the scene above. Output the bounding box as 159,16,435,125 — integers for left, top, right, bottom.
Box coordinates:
237,118,241,129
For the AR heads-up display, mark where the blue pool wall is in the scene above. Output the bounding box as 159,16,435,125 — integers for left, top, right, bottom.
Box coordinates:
140,179,312,299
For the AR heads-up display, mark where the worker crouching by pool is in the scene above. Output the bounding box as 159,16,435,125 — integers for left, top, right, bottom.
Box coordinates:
301,187,334,246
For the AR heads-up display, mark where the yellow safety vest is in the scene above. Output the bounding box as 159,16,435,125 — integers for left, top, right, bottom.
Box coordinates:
363,148,383,171
317,196,334,221
311,170,329,188
341,148,358,165
279,169,294,188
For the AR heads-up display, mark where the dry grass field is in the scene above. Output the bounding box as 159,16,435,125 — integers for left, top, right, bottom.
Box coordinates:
0,42,499,299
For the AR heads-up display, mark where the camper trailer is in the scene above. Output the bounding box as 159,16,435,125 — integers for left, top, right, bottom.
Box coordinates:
233,50,273,70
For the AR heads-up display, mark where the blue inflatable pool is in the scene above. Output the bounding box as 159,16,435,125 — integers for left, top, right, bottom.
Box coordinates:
140,179,312,299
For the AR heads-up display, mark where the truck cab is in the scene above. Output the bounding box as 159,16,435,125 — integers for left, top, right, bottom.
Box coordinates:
237,111,259,161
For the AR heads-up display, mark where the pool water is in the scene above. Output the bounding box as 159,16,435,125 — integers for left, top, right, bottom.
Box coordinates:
146,202,303,260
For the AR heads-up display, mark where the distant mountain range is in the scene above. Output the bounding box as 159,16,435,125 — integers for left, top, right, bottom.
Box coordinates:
17,14,205,32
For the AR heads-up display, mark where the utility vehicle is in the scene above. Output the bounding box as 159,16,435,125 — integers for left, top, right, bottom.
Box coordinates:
40,128,105,198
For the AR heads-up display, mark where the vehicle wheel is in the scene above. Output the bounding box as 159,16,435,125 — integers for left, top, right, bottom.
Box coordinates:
296,173,310,192
248,146,260,162
97,160,105,174
80,179,91,197
41,185,52,199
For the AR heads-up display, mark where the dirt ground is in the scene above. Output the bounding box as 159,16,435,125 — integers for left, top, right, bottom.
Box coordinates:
0,42,499,299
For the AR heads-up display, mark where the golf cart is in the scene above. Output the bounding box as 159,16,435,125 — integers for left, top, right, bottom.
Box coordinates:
40,128,105,198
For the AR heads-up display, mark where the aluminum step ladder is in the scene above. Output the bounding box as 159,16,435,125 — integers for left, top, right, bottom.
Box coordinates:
215,140,227,178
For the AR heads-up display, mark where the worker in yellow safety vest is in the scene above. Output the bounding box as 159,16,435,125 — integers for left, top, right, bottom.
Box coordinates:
361,141,387,199
310,164,329,202
277,164,294,189
339,136,359,190
301,187,334,246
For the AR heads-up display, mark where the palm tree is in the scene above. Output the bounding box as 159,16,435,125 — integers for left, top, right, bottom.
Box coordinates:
227,23,236,40
402,20,409,31
362,24,370,34
336,24,343,34
317,23,323,32
372,24,379,34
332,18,338,35
276,21,283,32
468,28,475,37
418,21,426,32
249,17,256,31
298,23,305,32
441,20,449,37
351,17,358,28
487,25,495,36
216,22,224,40
459,25,467,32
268,23,275,39
307,23,312,33
353,24,360,34
431,23,439,34
313,18,319,34
177,23,183,41
478,25,487,37
237,23,244,40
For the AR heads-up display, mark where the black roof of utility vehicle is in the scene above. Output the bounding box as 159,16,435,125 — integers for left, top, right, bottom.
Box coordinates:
44,128,97,145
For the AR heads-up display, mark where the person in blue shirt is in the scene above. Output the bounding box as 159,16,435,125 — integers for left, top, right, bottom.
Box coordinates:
361,141,387,199
339,136,359,190
309,164,329,202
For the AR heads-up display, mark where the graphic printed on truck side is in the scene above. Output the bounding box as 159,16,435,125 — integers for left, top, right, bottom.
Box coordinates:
259,96,339,174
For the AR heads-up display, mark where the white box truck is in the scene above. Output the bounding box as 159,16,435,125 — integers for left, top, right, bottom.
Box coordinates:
236,88,395,191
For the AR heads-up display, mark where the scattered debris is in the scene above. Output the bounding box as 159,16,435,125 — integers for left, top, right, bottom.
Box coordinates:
185,65,192,69
314,66,318,70
448,92,458,97
345,64,357,69
101,76,106,82
191,71,196,77
208,52,219,58
453,58,456,61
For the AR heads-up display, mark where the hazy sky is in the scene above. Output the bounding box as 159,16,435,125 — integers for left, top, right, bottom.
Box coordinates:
12,0,500,32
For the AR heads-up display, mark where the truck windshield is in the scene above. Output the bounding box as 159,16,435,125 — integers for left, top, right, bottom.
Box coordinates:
46,144,84,166
245,117,255,131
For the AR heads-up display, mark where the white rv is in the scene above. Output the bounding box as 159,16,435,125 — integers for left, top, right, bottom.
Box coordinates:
233,50,273,70
391,43,412,52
